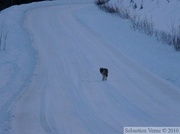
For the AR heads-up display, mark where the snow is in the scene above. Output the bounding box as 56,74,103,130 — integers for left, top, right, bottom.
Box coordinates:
0,0,180,134
107,0,180,32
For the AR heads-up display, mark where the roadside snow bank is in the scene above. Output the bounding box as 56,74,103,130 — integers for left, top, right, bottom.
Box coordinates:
106,0,180,31
0,5,36,134
0,1,67,133
98,0,180,50
0,1,94,133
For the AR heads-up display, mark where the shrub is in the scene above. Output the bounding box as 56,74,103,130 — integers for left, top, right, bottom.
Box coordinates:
118,8,130,19
95,0,109,5
130,15,154,36
155,25,180,51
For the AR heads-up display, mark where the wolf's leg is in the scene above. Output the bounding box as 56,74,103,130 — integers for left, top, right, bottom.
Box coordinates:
102,75,105,81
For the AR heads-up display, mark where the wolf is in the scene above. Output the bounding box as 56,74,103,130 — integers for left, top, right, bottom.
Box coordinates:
99,67,108,81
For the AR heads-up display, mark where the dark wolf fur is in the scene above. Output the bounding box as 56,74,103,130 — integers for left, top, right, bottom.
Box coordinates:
99,67,108,81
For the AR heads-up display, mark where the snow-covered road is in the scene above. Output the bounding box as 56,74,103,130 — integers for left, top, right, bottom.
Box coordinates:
10,4,180,134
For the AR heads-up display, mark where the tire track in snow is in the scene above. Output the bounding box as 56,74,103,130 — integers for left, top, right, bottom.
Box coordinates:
40,86,55,134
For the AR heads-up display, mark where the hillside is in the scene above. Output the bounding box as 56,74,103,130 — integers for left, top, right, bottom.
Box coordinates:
106,0,180,30
98,0,180,49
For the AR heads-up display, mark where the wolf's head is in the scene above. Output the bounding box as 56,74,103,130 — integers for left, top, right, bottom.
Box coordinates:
99,68,104,74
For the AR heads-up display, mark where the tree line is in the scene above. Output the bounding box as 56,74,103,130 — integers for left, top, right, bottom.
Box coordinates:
0,0,44,11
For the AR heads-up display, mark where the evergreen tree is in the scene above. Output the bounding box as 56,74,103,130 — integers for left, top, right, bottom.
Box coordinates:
0,0,43,10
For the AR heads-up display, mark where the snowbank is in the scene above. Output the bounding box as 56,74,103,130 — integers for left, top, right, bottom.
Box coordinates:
0,1,95,132
0,5,34,134
107,0,180,31
100,0,180,49
0,1,60,133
